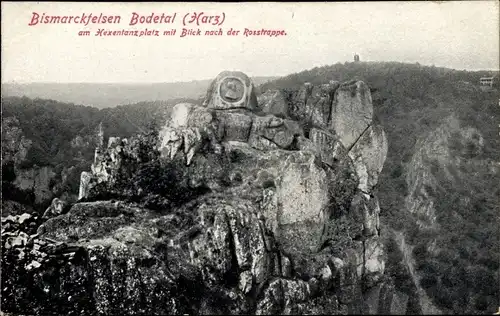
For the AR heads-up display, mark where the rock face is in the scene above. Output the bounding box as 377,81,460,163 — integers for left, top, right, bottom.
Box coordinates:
330,80,373,149
78,171,91,200
348,125,388,194
1,116,56,206
1,116,32,165
258,89,288,117
2,116,84,207
2,71,394,315
276,152,330,255
14,166,57,205
271,81,339,131
42,198,67,220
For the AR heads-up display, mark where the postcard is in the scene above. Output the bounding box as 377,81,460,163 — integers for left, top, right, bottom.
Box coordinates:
1,2,499,315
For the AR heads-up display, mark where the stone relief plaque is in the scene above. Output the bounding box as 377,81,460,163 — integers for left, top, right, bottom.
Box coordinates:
220,77,245,102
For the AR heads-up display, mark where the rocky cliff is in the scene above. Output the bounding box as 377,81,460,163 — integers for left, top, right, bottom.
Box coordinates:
404,115,490,229
2,71,400,315
396,114,499,314
1,115,99,215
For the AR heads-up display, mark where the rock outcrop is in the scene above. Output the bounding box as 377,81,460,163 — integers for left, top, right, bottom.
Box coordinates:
1,116,32,165
330,80,373,149
2,71,393,315
405,115,487,228
348,125,388,195
276,151,330,255
42,198,68,220
1,116,56,205
1,116,85,208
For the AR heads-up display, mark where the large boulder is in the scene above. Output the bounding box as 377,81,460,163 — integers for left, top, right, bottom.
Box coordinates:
13,166,56,205
214,111,254,142
308,127,347,167
42,198,67,220
276,152,330,255
258,89,288,118
188,198,272,287
218,142,335,259
78,171,91,200
157,102,214,164
330,81,373,149
248,116,303,150
284,81,339,130
166,102,213,129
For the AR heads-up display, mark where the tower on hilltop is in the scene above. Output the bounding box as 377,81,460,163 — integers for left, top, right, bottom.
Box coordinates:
354,53,360,62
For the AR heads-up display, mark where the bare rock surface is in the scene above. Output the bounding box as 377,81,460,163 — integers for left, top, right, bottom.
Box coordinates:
330,80,373,149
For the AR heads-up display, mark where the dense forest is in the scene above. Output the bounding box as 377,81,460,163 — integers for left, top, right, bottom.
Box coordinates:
1,61,499,314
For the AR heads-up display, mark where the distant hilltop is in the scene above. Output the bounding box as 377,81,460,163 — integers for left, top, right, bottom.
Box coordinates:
2,62,498,109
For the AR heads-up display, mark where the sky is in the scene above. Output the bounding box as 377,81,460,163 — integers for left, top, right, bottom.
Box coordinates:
1,1,499,83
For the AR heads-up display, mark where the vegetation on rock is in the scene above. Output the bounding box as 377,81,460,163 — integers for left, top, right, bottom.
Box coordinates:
1,62,499,314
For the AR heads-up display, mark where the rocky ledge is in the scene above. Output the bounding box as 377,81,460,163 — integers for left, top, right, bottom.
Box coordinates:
1,71,401,315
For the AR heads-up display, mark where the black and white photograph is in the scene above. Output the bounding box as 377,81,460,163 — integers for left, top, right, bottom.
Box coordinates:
1,1,499,315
